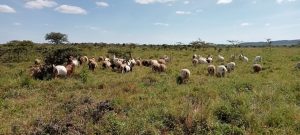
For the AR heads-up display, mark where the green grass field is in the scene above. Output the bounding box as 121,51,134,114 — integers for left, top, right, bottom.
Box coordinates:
0,45,299,134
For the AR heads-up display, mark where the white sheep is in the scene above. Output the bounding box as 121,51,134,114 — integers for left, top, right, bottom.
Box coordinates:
206,56,213,63
53,65,67,78
198,57,208,64
239,54,248,62
177,69,191,84
217,55,225,62
254,56,262,64
226,62,236,73
72,59,79,66
216,65,227,77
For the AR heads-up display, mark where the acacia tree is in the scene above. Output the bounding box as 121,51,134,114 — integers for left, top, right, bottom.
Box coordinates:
266,38,272,50
45,32,68,44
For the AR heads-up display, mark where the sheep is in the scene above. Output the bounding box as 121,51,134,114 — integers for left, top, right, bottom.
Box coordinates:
98,56,104,62
217,55,225,62
161,55,170,62
120,61,134,73
30,65,43,80
192,54,198,59
152,63,167,73
159,64,167,72
102,60,111,69
198,57,208,64
34,59,41,65
226,62,236,73
158,59,166,64
79,56,88,65
177,69,191,84
53,65,68,78
206,55,213,63
142,60,151,67
207,65,216,76
239,54,248,62
65,63,76,76
136,59,141,66
88,59,98,71
192,58,199,66
253,64,262,73
254,56,262,64
216,65,227,77
296,62,300,69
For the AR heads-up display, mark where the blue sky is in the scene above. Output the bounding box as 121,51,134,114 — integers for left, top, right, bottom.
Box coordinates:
0,0,299,44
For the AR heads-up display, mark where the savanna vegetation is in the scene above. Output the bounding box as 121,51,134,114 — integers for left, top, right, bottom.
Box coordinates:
0,40,299,134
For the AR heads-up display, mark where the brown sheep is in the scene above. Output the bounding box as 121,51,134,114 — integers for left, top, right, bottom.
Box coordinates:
88,59,98,71
253,64,262,73
79,56,88,65
65,63,75,76
158,59,166,64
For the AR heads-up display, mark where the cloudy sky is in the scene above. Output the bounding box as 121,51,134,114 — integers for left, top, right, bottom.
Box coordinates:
0,0,299,44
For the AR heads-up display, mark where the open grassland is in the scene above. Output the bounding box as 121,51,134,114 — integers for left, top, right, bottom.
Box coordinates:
0,45,300,134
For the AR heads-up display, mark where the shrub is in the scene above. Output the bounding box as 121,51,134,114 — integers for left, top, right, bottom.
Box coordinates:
44,47,82,65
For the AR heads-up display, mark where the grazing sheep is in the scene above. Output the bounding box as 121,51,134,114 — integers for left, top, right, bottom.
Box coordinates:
216,65,227,77
136,59,141,66
65,63,75,76
142,60,151,67
192,58,199,66
226,62,236,73
296,62,300,69
150,59,159,65
98,56,104,62
207,65,216,76
177,69,191,84
30,65,43,80
253,64,262,73
206,56,213,63
192,54,198,59
88,59,98,71
199,57,208,64
79,56,88,65
158,59,166,64
239,54,248,62
159,64,167,72
161,55,170,62
34,59,41,65
102,60,111,69
53,65,68,78
217,55,225,62
152,63,167,73
254,56,262,64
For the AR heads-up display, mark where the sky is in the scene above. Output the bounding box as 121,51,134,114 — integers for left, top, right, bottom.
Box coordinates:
0,0,299,44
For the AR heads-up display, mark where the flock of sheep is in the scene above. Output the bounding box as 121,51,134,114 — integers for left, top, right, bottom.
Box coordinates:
30,53,300,84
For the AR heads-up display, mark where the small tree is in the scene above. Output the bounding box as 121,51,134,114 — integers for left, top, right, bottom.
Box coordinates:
266,38,272,50
45,32,68,44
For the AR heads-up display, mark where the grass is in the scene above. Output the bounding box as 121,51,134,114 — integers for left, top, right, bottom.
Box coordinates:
0,45,299,134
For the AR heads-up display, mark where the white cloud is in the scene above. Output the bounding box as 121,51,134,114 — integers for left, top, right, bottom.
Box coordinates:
13,22,22,26
154,22,169,26
25,0,57,9
217,0,233,4
55,5,87,15
276,0,296,4
183,1,190,4
265,23,271,26
135,0,176,4
96,2,109,7
241,22,251,26
176,11,191,15
0,5,16,13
